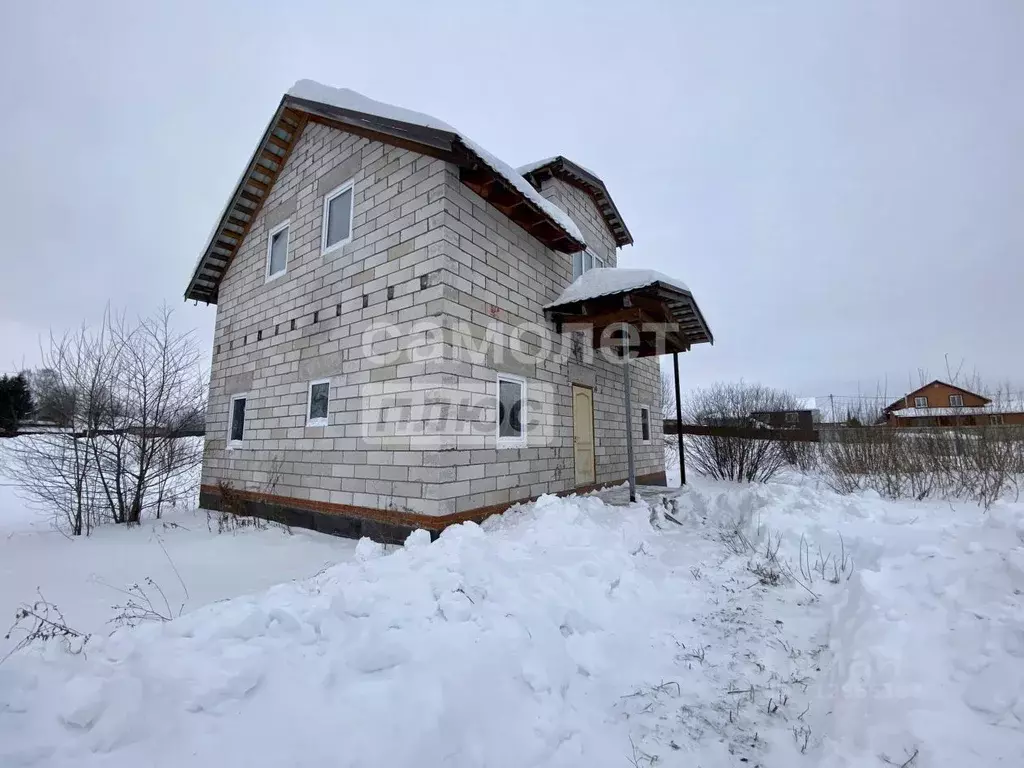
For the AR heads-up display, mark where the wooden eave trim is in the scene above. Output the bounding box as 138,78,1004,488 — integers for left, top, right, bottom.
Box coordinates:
185,103,308,303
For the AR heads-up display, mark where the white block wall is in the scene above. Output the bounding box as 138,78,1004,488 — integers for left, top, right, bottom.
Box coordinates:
202,121,664,520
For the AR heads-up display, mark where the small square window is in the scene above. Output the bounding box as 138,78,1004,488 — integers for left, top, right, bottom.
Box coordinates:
266,220,289,280
640,406,651,442
785,412,799,424
322,181,355,254
914,396,928,408
307,380,330,427
991,414,1004,426
229,394,247,447
497,374,526,448
949,394,964,407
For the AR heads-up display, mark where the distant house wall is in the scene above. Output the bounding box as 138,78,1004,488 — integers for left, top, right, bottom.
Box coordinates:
751,410,816,431
890,412,1024,428
887,381,989,412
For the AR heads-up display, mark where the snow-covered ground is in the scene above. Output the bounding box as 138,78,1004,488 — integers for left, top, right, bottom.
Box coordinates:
1,469,1022,766
0,473,359,662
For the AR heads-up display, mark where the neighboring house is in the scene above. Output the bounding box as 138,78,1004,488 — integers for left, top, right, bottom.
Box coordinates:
750,400,820,432
185,81,712,542
882,380,1024,427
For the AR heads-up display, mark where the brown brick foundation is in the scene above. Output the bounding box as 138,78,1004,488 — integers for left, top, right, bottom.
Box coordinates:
200,471,668,544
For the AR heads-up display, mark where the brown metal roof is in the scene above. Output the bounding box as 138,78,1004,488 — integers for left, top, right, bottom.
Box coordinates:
544,277,713,358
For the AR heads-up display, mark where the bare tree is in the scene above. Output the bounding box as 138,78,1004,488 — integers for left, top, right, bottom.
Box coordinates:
661,370,680,469
4,324,117,534
90,307,205,525
5,307,206,534
683,382,797,482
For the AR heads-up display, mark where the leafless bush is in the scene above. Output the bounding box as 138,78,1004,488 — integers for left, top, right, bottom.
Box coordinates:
2,590,90,663
108,577,183,628
209,480,291,534
6,306,206,534
684,382,798,482
818,424,1023,507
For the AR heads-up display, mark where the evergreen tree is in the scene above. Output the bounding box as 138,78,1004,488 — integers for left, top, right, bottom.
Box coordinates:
0,373,34,434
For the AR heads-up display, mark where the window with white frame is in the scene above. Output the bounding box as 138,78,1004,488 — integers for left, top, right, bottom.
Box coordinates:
228,393,247,447
322,181,355,254
571,249,607,280
266,220,289,280
640,405,651,442
914,396,928,408
991,414,1005,426
785,411,799,424
948,394,964,407
307,379,330,427
496,374,526,447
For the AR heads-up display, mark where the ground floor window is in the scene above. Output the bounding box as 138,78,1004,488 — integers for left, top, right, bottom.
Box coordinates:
229,394,247,447
497,374,526,448
640,405,651,442
307,379,330,427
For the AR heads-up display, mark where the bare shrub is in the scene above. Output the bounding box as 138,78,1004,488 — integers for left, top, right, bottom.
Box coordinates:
108,577,184,628
684,382,797,482
818,423,1023,507
2,590,90,663
210,480,291,534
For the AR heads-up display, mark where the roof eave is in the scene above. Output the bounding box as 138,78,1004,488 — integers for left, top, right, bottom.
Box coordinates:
523,156,634,248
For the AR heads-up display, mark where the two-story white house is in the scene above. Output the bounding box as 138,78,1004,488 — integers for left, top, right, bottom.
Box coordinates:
186,80,712,542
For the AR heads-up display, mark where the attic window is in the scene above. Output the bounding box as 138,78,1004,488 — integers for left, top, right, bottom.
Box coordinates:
266,220,290,281
949,394,964,407
322,181,355,254
914,396,928,408
571,249,606,281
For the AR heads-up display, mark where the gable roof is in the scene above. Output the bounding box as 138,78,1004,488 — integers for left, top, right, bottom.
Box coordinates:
518,156,633,247
883,380,991,412
185,81,587,304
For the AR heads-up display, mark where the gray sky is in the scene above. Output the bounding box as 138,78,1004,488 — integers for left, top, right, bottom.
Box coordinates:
2,0,1021,403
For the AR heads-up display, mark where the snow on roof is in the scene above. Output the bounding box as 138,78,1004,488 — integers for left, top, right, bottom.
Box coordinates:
517,156,600,180
287,80,585,247
544,268,691,309
891,401,1024,418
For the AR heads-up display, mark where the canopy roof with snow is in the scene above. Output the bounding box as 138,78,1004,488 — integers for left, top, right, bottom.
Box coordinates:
518,156,633,247
544,268,713,357
185,81,589,303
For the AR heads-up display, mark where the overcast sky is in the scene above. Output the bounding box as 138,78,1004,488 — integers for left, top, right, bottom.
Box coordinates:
1,1,1021,404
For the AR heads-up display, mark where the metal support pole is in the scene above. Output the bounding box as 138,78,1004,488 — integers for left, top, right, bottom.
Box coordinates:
673,351,685,486
622,345,637,503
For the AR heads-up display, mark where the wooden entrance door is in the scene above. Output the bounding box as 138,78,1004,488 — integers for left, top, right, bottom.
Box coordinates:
572,385,596,486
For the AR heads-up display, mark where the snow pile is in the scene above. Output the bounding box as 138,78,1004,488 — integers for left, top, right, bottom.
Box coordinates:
1,489,834,767
544,267,692,308
1,476,1023,766
287,80,586,248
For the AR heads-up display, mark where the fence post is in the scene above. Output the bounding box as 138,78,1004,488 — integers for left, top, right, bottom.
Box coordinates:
622,345,636,503
673,351,685,486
